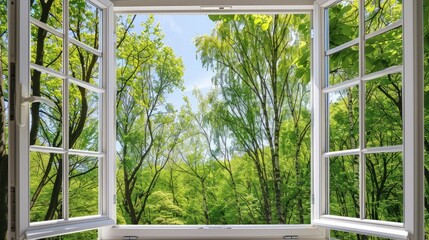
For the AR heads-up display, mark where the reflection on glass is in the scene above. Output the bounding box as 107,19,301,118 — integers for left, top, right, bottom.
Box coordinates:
365,152,403,222
328,45,359,86
69,84,99,151
31,24,63,72
69,155,99,217
30,152,63,222
69,43,100,86
69,0,101,49
30,70,62,147
328,85,359,152
365,0,402,34
365,27,402,74
30,0,63,31
365,73,402,147
328,0,359,49
329,155,360,218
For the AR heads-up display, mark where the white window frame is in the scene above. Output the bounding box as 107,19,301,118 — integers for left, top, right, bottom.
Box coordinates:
101,2,330,239
7,0,424,239
8,0,116,239
312,0,424,240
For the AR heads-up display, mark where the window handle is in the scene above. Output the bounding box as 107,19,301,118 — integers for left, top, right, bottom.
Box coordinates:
19,95,56,127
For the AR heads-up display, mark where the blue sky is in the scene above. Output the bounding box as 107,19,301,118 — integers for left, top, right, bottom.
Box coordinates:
134,15,216,110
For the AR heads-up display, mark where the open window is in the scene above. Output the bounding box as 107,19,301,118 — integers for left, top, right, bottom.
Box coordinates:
8,0,424,239
9,0,116,238
312,0,424,239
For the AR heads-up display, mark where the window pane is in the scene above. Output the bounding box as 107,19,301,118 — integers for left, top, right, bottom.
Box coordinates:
30,70,63,147
328,85,359,152
330,229,394,239
30,0,63,31
365,27,402,74
365,73,402,148
31,24,63,72
30,152,63,222
69,156,99,217
45,230,98,240
69,84,99,151
69,0,102,50
69,43,100,86
364,0,402,34
329,155,360,218
328,45,359,86
365,152,403,222
328,0,359,49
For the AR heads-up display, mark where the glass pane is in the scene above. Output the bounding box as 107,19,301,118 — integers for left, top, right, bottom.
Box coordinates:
45,230,98,240
69,43,100,86
365,73,402,147
69,0,102,50
365,27,402,74
328,0,359,49
364,0,402,34
365,152,403,222
30,152,63,222
328,85,359,152
30,70,63,147
31,24,63,72
30,0,63,31
330,230,394,239
329,155,360,218
69,156,99,217
328,45,359,86
69,84,99,151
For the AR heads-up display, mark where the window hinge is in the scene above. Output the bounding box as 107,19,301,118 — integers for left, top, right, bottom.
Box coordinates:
311,194,315,204
311,29,314,39
113,194,117,204
123,236,137,240
283,235,299,239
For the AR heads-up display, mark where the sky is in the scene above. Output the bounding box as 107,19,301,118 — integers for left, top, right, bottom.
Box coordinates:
133,14,216,110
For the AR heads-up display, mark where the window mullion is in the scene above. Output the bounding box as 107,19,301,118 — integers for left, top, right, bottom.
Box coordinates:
63,0,70,221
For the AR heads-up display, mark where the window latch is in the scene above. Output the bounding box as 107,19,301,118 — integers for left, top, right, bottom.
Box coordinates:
283,235,299,239
19,84,56,127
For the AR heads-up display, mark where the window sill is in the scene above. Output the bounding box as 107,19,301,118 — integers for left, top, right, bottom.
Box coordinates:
100,224,327,239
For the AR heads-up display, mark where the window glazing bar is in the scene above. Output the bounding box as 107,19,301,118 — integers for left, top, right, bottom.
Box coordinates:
68,149,105,158
30,63,66,79
30,18,64,38
361,145,403,154
362,65,403,81
322,78,359,93
322,149,360,157
365,20,402,40
69,76,105,93
69,37,102,57
325,38,359,56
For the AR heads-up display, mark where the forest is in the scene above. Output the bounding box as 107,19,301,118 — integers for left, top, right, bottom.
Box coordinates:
0,0,428,240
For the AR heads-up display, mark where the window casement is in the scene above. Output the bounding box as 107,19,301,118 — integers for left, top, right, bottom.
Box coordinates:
8,0,424,239
9,0,116,239
312,0,424,239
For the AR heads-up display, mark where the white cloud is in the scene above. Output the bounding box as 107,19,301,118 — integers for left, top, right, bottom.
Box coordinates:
167,16,182,34
185,75,213,92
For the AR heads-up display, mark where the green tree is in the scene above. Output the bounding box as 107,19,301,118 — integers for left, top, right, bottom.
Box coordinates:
115,15,185,224
195,14,311,224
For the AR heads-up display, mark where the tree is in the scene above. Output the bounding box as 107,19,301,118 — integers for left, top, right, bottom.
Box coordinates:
115,15,185,224
195,14,311,224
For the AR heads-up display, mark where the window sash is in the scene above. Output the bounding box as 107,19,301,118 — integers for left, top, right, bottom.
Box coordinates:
312,0,424,239
9,0,115,238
